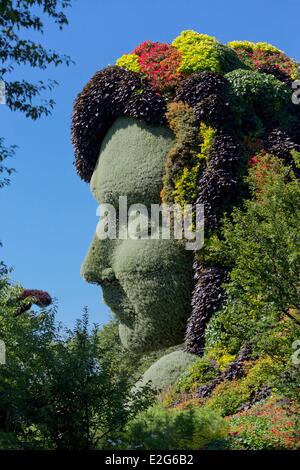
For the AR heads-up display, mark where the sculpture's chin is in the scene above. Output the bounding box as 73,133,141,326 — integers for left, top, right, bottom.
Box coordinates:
118,322,135,350
118,321,184,353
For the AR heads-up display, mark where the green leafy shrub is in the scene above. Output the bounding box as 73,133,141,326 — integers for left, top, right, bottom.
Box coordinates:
226,69,290,121
120,405,227,450
161,101,200,204
205,357,279,416
291,150,300,169
205,156,300,354
0,432,19,450
175,356,218,393
0,288,153,450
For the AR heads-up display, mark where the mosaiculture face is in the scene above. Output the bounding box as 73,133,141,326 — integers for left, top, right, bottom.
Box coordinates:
72,30,300,360
81,116,194,352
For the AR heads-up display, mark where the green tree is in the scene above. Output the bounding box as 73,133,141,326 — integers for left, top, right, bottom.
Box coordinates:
0,0,73,186
0,292,153,449
205,155,300,353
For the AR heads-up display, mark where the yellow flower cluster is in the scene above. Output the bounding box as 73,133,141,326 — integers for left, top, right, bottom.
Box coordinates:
172,30,222,74
228,40,283,54
116,53,141,73
173,122,215,207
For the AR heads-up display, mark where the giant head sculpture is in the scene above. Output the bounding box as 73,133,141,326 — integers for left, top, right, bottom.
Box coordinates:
72,30,300,356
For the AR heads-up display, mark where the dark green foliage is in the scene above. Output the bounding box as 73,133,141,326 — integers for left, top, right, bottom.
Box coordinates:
226,69,290,125
119,405,227,450
0,0,72,119
205,158,300,353
0,137,15,188
0,278,153,450
217,43,248,74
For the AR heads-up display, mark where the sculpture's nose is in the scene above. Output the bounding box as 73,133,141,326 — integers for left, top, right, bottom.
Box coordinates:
80,235,116,285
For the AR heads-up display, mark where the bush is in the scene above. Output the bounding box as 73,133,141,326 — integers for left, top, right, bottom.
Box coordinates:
137,350,197,393
228,40,296,81
226,399,300,450
133,41,183,93
0,295,153,449
172,30,242,75
172,30,221,74
226,69,290,122
120,405,227,450
205,357,279,416
204,157,300,354
161,101,201,204
175,356,218,393
206,347,236,372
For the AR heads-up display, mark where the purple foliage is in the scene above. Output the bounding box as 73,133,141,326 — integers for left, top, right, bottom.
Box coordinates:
21,289,52,307
185,263,228,356
175,71,231,127
196,130,243,232
264,129,299,162
196,343,253,398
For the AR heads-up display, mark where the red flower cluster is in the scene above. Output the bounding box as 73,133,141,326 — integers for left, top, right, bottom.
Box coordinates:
133,41,184,93
227,400,300,450
252,49,294,78
235,47,294,81
248,152,273,189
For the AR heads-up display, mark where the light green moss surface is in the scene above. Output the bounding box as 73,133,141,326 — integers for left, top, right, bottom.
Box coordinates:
82,117,194,352
137,350,197,392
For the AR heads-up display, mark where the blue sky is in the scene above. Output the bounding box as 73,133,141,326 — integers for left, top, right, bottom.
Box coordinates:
0,0,299,328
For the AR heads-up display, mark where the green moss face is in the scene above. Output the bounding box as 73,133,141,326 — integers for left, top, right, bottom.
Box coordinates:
81,117,194,352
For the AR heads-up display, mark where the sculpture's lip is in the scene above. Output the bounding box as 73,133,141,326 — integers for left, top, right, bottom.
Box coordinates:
90,270,191,286
99,277,119,287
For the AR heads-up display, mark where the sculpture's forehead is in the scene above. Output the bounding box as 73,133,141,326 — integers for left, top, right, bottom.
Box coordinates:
90,116,174,207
